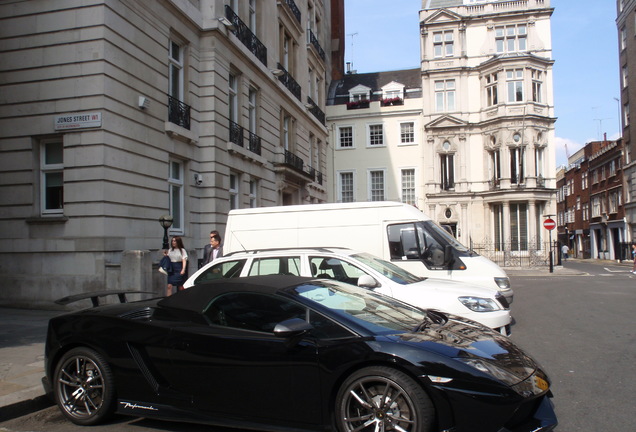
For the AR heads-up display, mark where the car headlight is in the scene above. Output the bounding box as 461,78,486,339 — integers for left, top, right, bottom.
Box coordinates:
494,277,511,290
456,358,524,387
458,296,501,312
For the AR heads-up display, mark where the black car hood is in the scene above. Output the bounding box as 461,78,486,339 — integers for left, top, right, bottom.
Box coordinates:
386,316,537,380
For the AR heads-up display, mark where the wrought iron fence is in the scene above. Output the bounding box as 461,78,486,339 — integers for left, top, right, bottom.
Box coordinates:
470,238,556,267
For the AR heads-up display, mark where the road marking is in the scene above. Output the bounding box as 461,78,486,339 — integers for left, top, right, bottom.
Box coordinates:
603,268,633,273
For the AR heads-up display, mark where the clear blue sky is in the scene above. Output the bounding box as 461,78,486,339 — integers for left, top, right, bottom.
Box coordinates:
344,0,620,167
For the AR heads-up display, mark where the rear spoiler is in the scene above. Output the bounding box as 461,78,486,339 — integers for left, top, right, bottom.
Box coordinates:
55,290,156,307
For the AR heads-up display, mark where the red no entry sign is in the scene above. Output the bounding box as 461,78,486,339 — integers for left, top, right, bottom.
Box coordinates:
543,218,556,230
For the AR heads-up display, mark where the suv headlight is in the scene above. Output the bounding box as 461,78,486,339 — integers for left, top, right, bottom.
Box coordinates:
494,277,511,290
458,296,501,312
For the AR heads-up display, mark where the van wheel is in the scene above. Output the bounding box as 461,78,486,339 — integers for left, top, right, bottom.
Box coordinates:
335,366,434,432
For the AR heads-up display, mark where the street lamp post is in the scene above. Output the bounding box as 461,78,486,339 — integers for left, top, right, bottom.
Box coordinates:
158,215,173,250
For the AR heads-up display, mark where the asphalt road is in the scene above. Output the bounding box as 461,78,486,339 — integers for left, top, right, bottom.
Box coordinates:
1,260,635,431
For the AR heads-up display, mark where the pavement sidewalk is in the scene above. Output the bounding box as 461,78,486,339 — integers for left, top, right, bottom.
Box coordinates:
0,307,60,421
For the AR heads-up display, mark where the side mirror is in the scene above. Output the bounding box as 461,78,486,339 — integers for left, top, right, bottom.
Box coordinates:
444,245,454,268
358,274,379,289
273,318,314,338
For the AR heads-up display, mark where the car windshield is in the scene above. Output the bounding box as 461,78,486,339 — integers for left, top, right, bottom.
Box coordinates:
350,252,424,285
291,280,426,334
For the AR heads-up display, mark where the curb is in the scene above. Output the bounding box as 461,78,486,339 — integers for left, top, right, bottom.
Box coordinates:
0,393,54,422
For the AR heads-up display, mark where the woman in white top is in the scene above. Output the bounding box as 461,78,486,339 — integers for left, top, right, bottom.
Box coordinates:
165,236,188,295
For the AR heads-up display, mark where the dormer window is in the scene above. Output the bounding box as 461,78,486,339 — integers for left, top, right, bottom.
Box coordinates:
381,81,405,106
348,84,371,102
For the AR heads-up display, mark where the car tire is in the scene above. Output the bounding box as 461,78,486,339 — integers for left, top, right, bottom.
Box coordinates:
53,347,116,425
335,366,434,432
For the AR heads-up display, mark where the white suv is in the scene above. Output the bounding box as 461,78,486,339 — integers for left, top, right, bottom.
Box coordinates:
185,248,512,335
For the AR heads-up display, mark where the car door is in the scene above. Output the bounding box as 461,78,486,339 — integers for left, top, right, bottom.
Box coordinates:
165,292,323,427
190,258,248,285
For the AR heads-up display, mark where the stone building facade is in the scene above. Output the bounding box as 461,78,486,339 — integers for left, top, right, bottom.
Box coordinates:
0,0,340,306
327,0,557,256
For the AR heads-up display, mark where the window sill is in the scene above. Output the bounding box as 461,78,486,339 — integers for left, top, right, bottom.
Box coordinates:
26,216,68,225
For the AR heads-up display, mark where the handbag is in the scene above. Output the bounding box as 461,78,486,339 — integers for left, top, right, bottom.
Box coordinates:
159,255,172,275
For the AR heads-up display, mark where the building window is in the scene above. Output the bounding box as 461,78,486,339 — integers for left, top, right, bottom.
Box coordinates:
493,204,504,251
169,159,184,233
169,40,184,101
531,69,543,103
510,203,528,251
440,153,454,190
369,170,385,201
40,140,64,215
506,69,524,102
621,27,627,51
435,79,455,112
624,102,630,126
591,196,601,217
610,159,617,176
368,124,384,146
609,190,619,213
400,122,415,144
581,171,588,189
582,203,589,221
282,113,295,150
339,171,355,202
338,126,353,148
495,24,527,54
249,178,258,208
510,146,525,184
229,72,239,123
248,86,257,132
622,65,628,88
485,73,498,106
433,30,454,58
489,149,501,184
535,147,544,177
229,172,240,210
401,169,416,206
248,0,256,32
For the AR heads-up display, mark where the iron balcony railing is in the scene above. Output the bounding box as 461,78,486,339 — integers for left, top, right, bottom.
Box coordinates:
307,97,325,125
247,130,261,155
229,120,244,147
229,121,261,156
225,5,267,67
307,28,325,61
168,94,191,130
282,0,301,22
284,149,304,172
276,63,301,101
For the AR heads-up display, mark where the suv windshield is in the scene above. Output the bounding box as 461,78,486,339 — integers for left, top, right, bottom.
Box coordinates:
351,252,424,285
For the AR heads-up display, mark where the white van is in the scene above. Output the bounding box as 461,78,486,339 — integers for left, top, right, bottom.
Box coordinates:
224,201,513,303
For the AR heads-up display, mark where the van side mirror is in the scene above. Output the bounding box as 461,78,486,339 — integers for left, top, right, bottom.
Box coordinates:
444,245,454,267
358,274,379,289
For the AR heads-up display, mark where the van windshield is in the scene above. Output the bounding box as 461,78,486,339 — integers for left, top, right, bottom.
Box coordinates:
423,221,469,252
387,221,470,266
351,252,425,285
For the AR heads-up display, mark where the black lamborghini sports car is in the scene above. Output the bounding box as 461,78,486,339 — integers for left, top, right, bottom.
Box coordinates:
43,275,557,432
